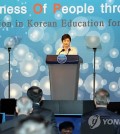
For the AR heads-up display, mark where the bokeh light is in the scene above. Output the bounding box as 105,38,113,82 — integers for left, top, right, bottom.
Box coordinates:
55,38,63,51
43,44,53,54
28,27,44,42
40,76,50,95
80,63,89,70
55,11,63,20
115,67,120,74
90,92,94,100
11,59,18,66
13,44,29,61
31,80,40,87
4,37,16,49
106,0,115,5
68,30,77,39
4,15,12,22
101,33,110,43
71,17,90,36
0,48,8,65
94,57,102,65
101,79,107,86
22,83,30,93
114,90,120,97
97,24,106,30
4,84,22,99
20,59,38,77
78,78,83,87
41,28,57,44
25,52,34,61
92,57,102,71
109,48,119,58
104,61,114,72
40,65,46,72
95,64,101,70
2,70,12,80
109,82,118,91
84,74,103,93
77,90,84,100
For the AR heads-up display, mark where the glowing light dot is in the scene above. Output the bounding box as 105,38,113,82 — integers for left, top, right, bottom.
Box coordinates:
40,65,46,72
22,83,30,93
90,81,98,89
28,27,44,42
20,60,38,77
109,82,118,91
45,81,50,89
112,84,116,89
81,63,89,70
4,15,12,22
31,80,40,87
109,48,119,58
0,53,4,60
46,48,50,51
13,44,29,61
25,64,33,71
55,11,62,20
77,26,84,30
84,74,103,93
115,67,120,73
101,33,110,43
2,70,12,80
104,61,114,72
11,89,17,97
18,49,25,55
78,78,83,87
24,86,28,90
40,76,50,95
43,44,53,54
106,0,115,5
101,79,107,86
4,84,22,99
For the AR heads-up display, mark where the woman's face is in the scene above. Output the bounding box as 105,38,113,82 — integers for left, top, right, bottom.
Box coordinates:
62,38,71,48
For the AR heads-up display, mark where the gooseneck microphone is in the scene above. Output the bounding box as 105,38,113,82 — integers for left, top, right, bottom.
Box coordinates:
67,48,71,55
59,48,65,55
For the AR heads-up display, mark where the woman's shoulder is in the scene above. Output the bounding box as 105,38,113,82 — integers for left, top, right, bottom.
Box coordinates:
56,48,63,55
57,48,62,51
70,46,77,52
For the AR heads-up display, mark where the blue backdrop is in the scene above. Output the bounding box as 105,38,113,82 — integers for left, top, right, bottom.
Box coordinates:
0,0,120,101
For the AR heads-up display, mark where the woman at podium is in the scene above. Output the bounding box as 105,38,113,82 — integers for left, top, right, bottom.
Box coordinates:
56,34,78,55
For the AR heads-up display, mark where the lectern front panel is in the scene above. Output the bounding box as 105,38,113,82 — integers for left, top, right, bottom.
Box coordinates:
49,63,79,100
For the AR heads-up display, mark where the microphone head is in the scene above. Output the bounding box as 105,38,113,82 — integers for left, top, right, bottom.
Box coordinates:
58,48,65,55
68,48,71,51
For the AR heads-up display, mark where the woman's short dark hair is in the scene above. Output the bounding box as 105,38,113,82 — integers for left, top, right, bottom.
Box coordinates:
61,34,71,42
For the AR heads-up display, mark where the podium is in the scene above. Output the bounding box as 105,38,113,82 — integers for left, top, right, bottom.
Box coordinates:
46,55,83,100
